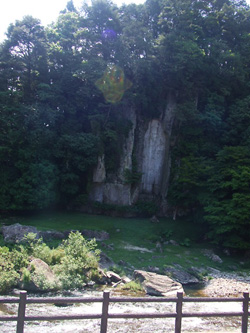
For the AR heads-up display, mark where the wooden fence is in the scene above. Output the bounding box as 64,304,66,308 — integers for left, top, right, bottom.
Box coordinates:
0,291,249,333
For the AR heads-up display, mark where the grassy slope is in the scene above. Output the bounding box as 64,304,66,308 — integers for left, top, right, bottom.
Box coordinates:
0,212,248,275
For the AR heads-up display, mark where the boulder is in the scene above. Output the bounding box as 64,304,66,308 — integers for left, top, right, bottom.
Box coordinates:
164,265,200,285
150,215,159,223
147,266,160,273
2,223,39,243
81,229,109,241
133,270,183,297
20,258,60,292
39,230,65,241
96,269,123,285
122,276,132,284
202,249,223,263
106,271,122,283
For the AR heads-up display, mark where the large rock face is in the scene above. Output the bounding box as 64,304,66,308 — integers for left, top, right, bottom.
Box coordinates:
141,120,166,194
89,183,132,205
133,270,183,297
118,107,137,181
88,94,176,212
93,155,106,183
89,107,137,206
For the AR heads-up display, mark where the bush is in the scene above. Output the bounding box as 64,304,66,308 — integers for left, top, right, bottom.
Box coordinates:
0,232,101,292
53,231,100,289
134,200,158,216
19,232,64,265
0,247,20,294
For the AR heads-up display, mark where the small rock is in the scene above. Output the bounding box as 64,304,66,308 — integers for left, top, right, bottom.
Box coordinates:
155,241,163,253
122,276,131,284
150,215,159,223
148,266,160,273
106,271,122,283
86,281,95,287
223,249,230,256
202,249,223,263
169,240,179,246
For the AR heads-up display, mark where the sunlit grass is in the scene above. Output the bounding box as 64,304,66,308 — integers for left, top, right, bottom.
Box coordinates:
0,212,247,274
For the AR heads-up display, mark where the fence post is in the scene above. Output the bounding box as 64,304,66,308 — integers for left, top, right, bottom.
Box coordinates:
100,291,110,333
175,292,183,333
16,291,27,333
242,292,249,333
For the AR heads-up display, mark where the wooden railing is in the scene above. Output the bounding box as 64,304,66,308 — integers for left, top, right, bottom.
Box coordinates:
0,291,249,333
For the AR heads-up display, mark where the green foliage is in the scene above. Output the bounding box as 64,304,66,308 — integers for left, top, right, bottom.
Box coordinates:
92,200,158,217
0,247,20,294
21,267,31,284
134,200,158,216
20,233,59,265
204,146,250,249
124,168,142,185
109,265,126,277
0,231,102,292
0,0,250,252
149,229,173,244
121,280,144,293
180,238,191,247
53,231,100,289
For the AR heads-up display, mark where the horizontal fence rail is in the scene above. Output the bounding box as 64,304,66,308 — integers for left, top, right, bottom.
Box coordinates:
0,291,249,333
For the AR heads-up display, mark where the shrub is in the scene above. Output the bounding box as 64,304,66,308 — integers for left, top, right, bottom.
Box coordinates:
53,231,100,289
0,232,101,292
19,232,61,265
180,238,191,247
0,247,20,294
134,200,158,216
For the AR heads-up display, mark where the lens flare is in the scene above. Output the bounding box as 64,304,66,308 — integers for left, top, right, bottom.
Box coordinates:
102,29,117,40
95,64,132,104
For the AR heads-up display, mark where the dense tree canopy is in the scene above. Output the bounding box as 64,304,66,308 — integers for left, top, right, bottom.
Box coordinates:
1,0,250,250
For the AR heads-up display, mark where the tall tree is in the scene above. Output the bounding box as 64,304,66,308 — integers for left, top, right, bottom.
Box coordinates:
3,16,48,102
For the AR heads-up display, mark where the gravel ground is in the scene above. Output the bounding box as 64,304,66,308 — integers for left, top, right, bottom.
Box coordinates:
201,269,250,297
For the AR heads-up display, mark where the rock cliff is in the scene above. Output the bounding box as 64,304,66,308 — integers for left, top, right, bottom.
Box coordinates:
89,94,176,213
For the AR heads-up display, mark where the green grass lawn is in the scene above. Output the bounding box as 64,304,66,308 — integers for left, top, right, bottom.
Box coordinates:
0,212,248,275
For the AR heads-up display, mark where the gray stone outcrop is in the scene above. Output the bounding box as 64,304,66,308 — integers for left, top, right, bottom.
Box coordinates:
202,249,223,263
133,270,183,297
39,230,65,241
2,223,39,243
81,229,109,241
164,265,200,285
141,120,166,195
